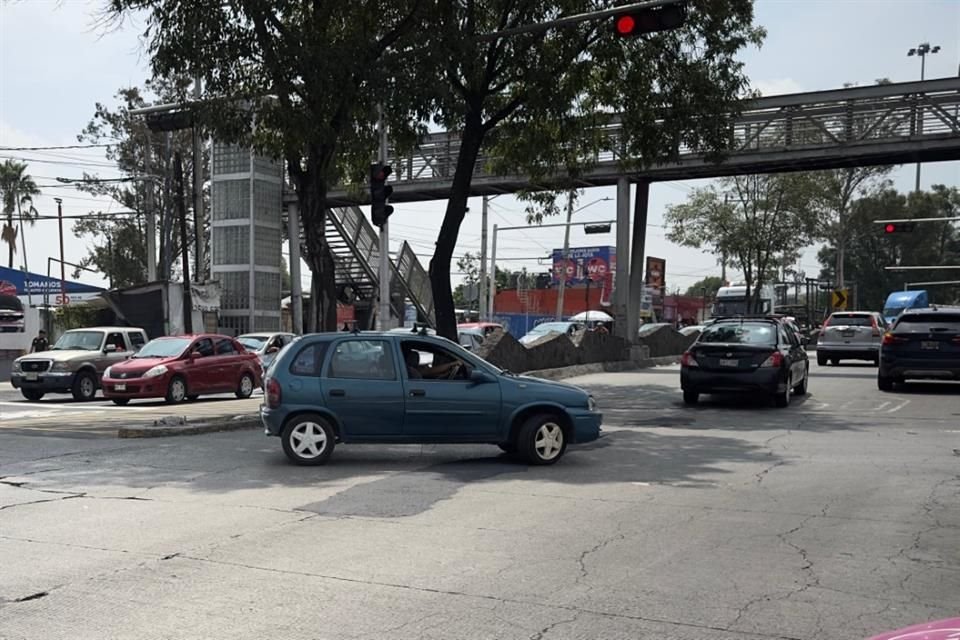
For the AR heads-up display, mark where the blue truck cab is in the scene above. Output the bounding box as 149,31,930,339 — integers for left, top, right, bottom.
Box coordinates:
883,290,928,326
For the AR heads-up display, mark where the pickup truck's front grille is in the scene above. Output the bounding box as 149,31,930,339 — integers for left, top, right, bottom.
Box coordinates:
20,360,51,373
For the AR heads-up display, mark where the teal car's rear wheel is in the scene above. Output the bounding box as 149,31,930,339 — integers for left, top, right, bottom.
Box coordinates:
282,414,336,466
517,414,567,466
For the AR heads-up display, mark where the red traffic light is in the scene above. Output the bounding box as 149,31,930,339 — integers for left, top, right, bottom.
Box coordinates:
613,4,687,38
615,14,636,35
883,222,915,234
885,223,896,233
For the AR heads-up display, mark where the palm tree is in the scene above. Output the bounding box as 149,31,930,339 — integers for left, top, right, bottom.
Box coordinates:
0,160,41,269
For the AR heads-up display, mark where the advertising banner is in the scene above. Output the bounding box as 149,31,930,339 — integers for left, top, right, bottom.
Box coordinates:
551,246,616,287
644,256,666,293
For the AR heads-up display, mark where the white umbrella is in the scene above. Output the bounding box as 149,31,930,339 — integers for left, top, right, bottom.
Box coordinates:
569,310,613,322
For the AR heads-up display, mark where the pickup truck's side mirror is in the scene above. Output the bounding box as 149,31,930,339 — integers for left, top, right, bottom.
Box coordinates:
103,344,118,353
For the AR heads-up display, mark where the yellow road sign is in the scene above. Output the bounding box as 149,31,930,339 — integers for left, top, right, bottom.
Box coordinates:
832,288,848,310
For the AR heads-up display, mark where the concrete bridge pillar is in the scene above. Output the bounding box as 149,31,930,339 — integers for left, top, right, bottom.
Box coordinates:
613,177,630,338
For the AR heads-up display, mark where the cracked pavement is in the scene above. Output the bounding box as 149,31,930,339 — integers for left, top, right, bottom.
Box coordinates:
1,362,958,639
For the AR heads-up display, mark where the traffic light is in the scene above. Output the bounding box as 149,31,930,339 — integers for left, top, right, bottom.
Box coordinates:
883,222,916,234
613,3,687,37
370,163,394,227
584,223,612,235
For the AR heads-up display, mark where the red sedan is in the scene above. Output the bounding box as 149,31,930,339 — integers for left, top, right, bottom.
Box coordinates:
102,334,262,405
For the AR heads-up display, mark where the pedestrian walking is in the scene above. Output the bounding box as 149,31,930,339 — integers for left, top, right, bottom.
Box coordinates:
30,329,48,352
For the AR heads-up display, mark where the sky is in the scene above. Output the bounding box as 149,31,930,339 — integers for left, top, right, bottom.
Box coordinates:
1,0,959,295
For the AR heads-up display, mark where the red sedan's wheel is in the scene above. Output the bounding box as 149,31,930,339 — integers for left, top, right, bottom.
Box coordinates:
236,372,255,399
165,376,187,404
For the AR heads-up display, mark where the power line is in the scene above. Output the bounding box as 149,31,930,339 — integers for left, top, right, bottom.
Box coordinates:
0,143,113,151
0,154,119,169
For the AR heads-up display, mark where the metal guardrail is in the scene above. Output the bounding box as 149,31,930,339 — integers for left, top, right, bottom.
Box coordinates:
327,77,960,203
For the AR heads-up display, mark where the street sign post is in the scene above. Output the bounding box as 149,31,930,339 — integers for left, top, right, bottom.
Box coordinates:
831,288,848,310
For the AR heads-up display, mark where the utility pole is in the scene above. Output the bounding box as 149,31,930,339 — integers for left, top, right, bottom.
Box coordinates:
192,74,204,282
144,133,157,282
489,224,498,317
555,191,574,320
55,198,66,306
479,195,489,320
376,105,391,330
174,152,193,333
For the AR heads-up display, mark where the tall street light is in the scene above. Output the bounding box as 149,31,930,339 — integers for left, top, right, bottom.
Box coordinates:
555,195,613,320
908,42,940,192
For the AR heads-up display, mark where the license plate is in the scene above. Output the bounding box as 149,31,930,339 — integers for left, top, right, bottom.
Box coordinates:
25,372,38,381
841,330,855,336
719,358,739,367
115,383,127,391
921,341,939,350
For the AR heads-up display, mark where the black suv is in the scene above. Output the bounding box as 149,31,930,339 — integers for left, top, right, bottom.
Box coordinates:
681,316,810,407
878,306,960,390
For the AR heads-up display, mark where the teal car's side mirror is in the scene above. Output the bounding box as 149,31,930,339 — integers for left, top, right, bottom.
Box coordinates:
469,368,495,384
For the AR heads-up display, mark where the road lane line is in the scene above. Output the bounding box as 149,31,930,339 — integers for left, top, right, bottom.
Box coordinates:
886,399,911,413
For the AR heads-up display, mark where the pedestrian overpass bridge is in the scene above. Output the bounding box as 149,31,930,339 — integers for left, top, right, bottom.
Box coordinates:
327,77,960,204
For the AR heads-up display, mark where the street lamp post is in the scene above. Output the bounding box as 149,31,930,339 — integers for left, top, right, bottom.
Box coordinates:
54,198,66,306
908,42,940,192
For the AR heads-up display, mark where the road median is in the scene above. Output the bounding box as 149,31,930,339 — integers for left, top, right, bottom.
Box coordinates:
117,414,261,438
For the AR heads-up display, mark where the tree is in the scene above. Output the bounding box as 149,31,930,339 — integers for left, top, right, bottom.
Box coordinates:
684,276,724,298
665,174,821,312
71,79,207,287
818,185,960,309
105,0,430,331
0,160,40,269
420,1,765,338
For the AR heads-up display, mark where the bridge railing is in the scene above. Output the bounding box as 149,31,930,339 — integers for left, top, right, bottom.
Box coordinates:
385,77,960,186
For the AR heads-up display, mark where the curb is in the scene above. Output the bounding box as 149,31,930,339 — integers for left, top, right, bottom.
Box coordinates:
117,415,261,439
523,355,682,381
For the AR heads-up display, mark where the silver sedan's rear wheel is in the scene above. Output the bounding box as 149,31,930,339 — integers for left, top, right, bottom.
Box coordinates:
517,414,567,465
281,414,336,466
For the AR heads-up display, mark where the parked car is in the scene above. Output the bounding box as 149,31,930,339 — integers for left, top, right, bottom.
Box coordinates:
0,290,25,333
237,332,296,369
389,325,484,352
878,306,960,390
816,311,886,366
457,322,504,338
260,332,601,466
10,326,148,401
679,325,704,337
101,333,263,405
680,316,809,407
518,321,583,345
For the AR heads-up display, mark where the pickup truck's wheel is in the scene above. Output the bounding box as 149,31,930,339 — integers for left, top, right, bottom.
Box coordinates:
517,414,567,466
72,370,97,401
816,352,827,366
282,414,336,466
877,375,894,391
21,389,44,402
165,376,187,404
236,372,255,399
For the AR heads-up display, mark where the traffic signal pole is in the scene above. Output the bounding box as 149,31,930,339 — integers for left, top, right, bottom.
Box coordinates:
377,106,392,330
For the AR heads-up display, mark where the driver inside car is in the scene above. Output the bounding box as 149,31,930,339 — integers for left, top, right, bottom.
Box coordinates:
402,347,462,380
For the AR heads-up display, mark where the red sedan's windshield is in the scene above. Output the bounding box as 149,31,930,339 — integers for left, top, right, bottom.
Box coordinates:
133,337,192,358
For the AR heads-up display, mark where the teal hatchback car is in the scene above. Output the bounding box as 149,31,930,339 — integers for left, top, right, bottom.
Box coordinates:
260,331,601,466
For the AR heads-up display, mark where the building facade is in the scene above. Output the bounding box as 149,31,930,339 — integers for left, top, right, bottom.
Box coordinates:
210,143,283,334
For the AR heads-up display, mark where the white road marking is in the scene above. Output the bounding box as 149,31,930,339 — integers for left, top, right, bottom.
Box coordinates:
0,400,152,412
886,399,911,413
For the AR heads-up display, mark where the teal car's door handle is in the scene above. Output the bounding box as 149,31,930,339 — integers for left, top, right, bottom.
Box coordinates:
409,389,426,397
329,389,346,397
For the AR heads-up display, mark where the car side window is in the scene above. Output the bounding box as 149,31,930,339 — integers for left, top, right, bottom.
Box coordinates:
106,332,126,351
290,342,330,377
128,331,146,349
193,338,215,357
327,339,396,380
215,338,236,355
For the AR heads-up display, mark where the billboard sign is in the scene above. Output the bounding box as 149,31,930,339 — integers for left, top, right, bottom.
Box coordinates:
551,246,616,287
644,256,666,293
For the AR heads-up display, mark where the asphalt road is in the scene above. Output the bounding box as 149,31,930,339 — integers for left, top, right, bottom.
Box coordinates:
1,362,957,640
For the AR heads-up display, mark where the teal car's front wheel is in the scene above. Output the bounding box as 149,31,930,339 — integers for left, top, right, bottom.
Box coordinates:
517,414,567,466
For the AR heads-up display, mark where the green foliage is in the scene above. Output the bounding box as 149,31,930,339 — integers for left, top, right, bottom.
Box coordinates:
53,304,100,331
684,276,724,298
72,78,207,287
665,174,821,310
0,160,41,269
818,185,960,309
417,0,766,338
